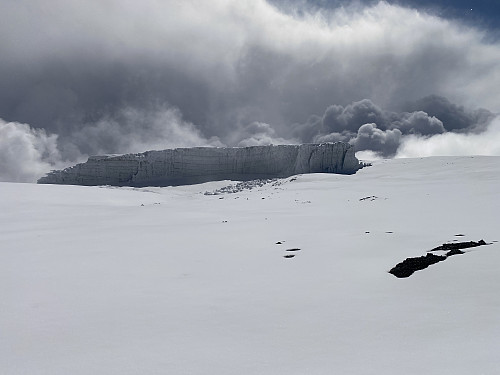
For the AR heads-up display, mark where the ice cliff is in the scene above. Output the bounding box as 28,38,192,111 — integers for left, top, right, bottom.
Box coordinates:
37,143,361,187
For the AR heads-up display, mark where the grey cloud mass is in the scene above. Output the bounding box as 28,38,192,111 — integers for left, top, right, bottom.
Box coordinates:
1,0,500,181
301,97,490,157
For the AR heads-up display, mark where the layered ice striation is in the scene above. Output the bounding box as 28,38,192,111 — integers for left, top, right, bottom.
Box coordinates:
38,143,361,187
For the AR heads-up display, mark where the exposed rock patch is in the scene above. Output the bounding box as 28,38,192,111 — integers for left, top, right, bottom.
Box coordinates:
205,179,280,195
389,253,447,278
446,249,465,256
390,240,489,278
359,195,378,201
428,240,486,252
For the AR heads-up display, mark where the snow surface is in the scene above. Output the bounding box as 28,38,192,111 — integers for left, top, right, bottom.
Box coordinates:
1,156,499,374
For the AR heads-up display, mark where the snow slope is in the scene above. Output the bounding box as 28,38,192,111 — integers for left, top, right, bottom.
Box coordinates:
1,156,499,374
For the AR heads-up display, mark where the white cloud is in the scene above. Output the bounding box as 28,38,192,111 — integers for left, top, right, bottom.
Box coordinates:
72,105,224,156
396,116,500,157
0,105,226,182
236,122,297,147
0,119,64,182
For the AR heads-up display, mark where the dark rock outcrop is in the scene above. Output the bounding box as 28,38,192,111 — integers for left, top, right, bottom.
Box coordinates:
390,240,489,278
389,253,447,278
429,240,486,252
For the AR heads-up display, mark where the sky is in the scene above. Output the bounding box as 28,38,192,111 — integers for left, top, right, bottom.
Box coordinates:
1,0,500,182
276,0,500,30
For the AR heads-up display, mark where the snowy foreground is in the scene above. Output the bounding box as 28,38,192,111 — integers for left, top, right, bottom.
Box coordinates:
1,156,499,374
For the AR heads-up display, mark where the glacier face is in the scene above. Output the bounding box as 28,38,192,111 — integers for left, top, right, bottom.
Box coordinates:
37,143,361,187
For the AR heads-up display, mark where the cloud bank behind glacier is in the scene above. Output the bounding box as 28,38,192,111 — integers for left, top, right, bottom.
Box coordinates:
1,0,499,181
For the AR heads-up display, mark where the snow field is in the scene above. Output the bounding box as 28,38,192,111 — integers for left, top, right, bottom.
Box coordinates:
1,156,499,374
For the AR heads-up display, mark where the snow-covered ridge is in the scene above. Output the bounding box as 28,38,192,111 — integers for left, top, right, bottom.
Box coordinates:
37,142,361,187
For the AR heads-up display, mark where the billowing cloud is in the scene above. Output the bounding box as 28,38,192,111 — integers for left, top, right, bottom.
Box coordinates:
322,100,386,133
311,97,492,157
236,122,297,147
402,95,496,133
396,117,500,157
353,124,402,156
70,104,223,156
0,105,224,182
0,119,63,182
1,0,500,181
392,111,445,136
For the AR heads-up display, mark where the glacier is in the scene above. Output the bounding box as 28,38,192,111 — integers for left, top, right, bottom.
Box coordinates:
37,142,361,187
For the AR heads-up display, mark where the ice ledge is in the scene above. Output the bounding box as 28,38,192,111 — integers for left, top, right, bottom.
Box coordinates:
37,143,362,187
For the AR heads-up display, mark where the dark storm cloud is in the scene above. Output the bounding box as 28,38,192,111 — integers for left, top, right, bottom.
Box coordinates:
1,0,500,181
322,100,386,133
353,124,402,156
312,97,492,157
403,95,496,133
391,111,445,135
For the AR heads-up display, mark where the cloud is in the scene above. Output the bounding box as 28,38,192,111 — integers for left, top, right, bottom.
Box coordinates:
2,1,499,127
402,95,496,132
0,119,64,182
353,123,403,156
70,104,224,157
322,99,386,133
311,97,491,156
236,122,297,146
391,111,445,135
1,0,500,181
0,105,225,183
396,116,500,157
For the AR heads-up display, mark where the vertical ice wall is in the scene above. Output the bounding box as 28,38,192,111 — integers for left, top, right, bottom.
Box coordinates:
37,143,361,186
